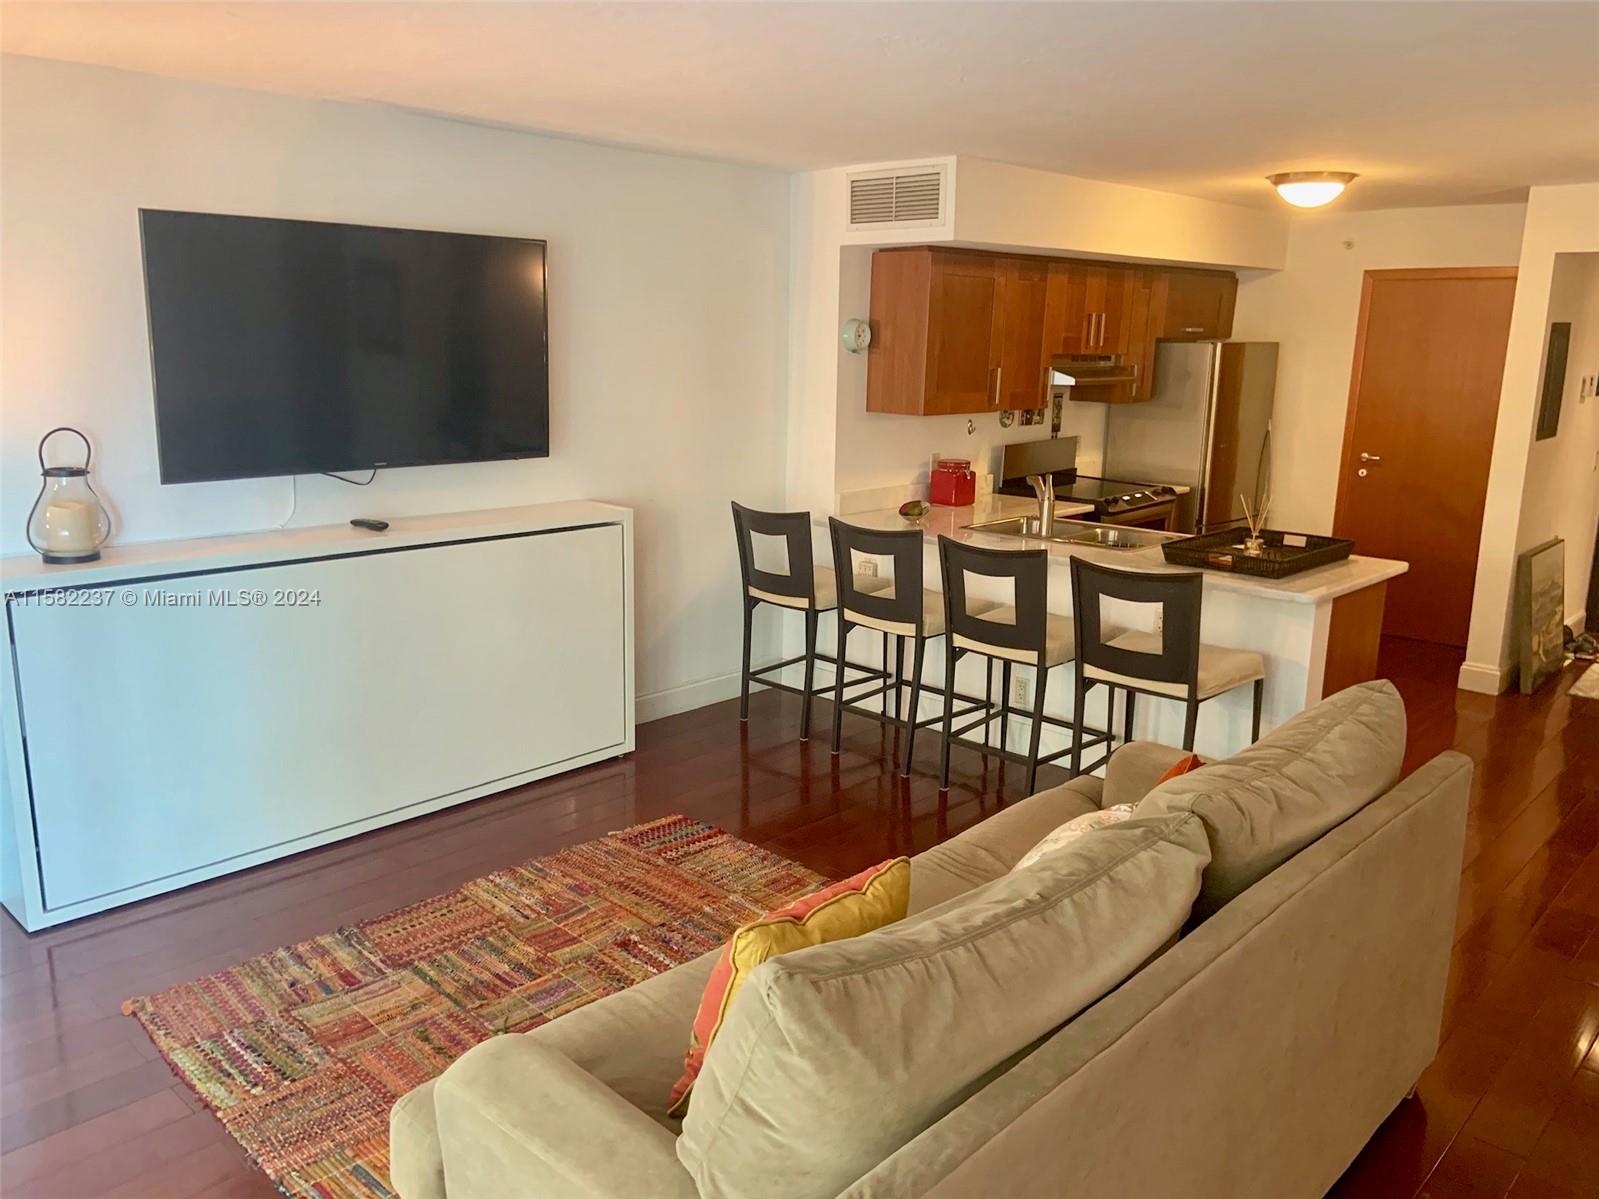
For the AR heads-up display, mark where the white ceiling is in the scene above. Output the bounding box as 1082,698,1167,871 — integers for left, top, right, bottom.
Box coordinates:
4,1,1596,210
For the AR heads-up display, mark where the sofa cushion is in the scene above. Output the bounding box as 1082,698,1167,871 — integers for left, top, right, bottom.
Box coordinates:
1102,741,1191,809
389,1078,445,1199
675,811,1210,1199
668,858,910,1115
1137,679,1405,920
908,775,1102,912
524,944,720,1128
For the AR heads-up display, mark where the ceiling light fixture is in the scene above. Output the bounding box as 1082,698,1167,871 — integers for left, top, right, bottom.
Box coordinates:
1266,171,1358,209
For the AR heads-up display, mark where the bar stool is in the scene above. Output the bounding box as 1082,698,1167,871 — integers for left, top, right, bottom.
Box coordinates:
1068,557,1266,774
731,502,890,741
936,537,1112,794
828,520,999,775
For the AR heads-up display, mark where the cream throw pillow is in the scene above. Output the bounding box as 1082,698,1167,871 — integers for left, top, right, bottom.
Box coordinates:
1011,805,1136,872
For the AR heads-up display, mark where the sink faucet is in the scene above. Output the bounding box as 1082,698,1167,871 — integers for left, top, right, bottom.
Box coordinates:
1026,473,1055,533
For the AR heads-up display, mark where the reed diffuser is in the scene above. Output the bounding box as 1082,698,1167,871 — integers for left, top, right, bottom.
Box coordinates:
1239,492,1270,556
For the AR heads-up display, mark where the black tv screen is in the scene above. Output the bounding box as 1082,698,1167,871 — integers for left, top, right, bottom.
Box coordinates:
140,210,549,484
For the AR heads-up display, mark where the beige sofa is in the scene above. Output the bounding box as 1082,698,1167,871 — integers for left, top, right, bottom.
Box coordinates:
391,681,1470,1199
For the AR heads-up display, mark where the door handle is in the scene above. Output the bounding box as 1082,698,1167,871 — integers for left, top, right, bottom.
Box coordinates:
991,366,1002,407
1359,452,1382,463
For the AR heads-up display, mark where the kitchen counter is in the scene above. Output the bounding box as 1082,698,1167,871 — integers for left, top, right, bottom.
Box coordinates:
827,497,1407,605
810,498,1408,759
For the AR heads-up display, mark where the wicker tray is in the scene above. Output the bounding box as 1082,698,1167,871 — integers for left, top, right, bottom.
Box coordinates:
1160,528,1355,580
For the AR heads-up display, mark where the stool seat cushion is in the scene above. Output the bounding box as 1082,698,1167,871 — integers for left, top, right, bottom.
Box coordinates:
1095,630,1266,699
749,566,890,611
953,605,1076,666
844,589,999,638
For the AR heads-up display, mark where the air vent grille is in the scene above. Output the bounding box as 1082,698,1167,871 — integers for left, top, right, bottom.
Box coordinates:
848,169,944,226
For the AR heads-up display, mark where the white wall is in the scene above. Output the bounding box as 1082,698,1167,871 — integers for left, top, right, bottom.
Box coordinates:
1516,252,1599,629
952,157,1289,271
0,55,791,721
1464,183,1599,692
1231,203,1528,531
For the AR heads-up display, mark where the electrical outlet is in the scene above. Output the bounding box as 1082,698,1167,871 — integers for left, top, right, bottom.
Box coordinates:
1012,671,1030,707
858,559,878,578
1153,609,1165,636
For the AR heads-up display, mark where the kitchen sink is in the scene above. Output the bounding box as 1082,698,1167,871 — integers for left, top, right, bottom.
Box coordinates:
964,516,1171,552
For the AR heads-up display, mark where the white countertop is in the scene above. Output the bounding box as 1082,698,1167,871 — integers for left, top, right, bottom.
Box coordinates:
0,501,630,592
826,496,1408,605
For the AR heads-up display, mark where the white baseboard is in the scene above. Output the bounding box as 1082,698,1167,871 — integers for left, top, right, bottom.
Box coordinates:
1457,660,1507,695
637,671,744,725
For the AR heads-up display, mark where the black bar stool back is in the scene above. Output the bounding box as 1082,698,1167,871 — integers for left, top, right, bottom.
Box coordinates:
732,501,816,610
830,521,924,634
942,539,1051,663
1069,557,1266,768
829,521,924,772
936,537,1104,794
1072,561,1203,695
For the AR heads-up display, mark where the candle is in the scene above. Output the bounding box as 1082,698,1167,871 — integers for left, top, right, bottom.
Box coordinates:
43,499,97,554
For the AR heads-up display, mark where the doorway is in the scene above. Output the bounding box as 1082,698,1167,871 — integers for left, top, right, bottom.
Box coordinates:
1333,267,1517,646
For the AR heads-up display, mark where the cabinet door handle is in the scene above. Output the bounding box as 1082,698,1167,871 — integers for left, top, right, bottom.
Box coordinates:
993,365,1002,406
1096,312,1106,346
1183,326,1205,334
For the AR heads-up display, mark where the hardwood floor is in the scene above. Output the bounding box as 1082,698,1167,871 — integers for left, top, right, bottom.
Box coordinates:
1,636,1594,1197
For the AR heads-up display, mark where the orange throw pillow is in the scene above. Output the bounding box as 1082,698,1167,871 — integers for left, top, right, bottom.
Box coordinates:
667,857,910,1116
1155,752,1206,786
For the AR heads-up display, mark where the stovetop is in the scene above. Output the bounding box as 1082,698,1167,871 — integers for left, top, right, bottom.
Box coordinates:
1000,471,1178,511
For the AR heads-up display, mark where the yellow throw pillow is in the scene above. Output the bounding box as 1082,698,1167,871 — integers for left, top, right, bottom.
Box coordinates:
668,857,910,1116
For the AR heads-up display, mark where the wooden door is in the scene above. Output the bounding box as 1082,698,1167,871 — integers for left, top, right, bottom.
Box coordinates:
995,257,1051,409
1332,267,1517,646
925,251,1003,414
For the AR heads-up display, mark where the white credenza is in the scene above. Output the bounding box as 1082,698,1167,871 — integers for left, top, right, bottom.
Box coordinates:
0,501,633,930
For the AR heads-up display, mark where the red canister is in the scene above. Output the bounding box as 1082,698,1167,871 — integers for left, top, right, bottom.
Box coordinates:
929,458,976,507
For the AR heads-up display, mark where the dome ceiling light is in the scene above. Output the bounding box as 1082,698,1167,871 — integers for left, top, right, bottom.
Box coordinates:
1266,171,1359,208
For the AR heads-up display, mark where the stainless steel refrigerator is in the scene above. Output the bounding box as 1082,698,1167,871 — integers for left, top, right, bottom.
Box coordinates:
1101,342,1279,535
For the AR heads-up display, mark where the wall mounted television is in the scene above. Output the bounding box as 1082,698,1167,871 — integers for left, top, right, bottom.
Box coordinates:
140,210,549,484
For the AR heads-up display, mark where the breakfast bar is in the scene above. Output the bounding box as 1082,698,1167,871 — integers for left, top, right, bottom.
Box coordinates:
815,494,1408,761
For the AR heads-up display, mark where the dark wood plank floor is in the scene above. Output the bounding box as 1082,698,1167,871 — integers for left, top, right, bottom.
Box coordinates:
1,637,1594,1198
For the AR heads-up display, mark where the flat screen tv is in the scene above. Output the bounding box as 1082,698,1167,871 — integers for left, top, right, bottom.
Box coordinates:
140,210,549,484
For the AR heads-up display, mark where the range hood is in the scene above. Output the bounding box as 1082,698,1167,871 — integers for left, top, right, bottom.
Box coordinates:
1049,355,1138,388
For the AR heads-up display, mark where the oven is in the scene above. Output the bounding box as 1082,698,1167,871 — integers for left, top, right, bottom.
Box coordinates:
1098,501,1178,531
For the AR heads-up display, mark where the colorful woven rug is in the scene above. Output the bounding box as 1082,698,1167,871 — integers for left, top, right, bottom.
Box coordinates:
124,815,827,1199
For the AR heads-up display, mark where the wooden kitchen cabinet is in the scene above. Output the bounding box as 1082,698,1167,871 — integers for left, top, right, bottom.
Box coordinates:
994,256,1052,410
1044,261,1136,357
866,248,1051,415
866,247,1238,414
1157,269,1238,341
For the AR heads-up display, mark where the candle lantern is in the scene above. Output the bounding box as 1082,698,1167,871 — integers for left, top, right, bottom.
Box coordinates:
26,427,112,565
